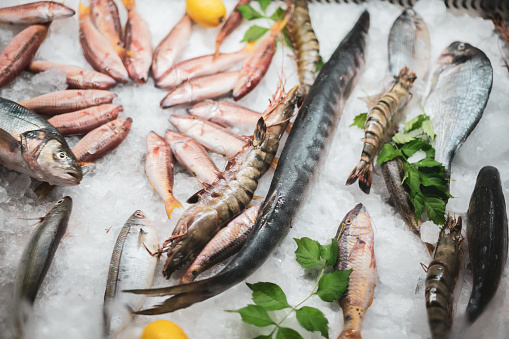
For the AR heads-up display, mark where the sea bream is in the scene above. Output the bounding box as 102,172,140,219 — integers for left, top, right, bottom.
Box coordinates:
0,97,82,186
424,42,492,173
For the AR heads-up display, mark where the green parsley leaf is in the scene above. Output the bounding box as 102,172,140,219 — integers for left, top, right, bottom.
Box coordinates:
241,25,269,42
259,0,271,13
247,282,291,310
229,305,275,327
413,158,442,168
412,191,425,222
315,270,351,302
320,238,338,267
270,7,285,21
238,4,264,20
350,113,367,129
296,307,329,338
376,143,403,166
400,140,431,158
424,195,446,225
277,327,304,339
316,56,325,72
421,119,435,140
404,115,426,133
403,163,421,197
294,237,322,268
254,335,272,339
392,133,415,144
419,171,447,191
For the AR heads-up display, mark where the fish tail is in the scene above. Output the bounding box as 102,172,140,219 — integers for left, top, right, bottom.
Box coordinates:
121,0,136,11
213,43,221,60
242,41,257,53
79,1,90,15
338,329,362,339
346,160,372,194
34,182,55,200
165,195,183,219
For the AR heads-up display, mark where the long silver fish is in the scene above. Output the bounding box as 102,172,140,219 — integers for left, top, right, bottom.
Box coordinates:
13,197,73,336
0,97,82,186
424,42,492,173
103,210,159,337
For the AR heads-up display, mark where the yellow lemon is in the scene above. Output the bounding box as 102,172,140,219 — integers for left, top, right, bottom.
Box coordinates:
186,0,226,28
140,320,188,339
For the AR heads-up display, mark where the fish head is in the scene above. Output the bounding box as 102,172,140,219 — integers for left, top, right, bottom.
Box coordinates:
438,41,476,67
164,130,188,145
87,90,117,105
146,131,166,149
47,3,76,19
105,105,123,120
84,72,117,90
114,118,133,137
337,203,371,234
51,196,73,216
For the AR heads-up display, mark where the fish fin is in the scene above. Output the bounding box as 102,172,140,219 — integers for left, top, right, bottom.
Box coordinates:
213,43,221,60
338,329,362,339
165,195,183,219
121,0,136,11
186,187,207,204
79,1,90,15
34,182,55,200
270,157,278,170
346,161,372,194
242,41,257,53
252,196,264,201
285,122,293,134
124,49,136,59
425,242,435,256
0,129,19,153
252,118,266,147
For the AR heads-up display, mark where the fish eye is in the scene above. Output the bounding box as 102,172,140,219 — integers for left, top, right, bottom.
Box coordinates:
106,113,111,118
57,152,66,159
458,43,465,51
93,82,99,88
135,211,144,218
121,126,126,131
96,99,101,104
57,199,63,204
345,219,352,225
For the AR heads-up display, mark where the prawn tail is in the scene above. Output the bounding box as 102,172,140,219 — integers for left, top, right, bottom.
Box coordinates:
346,160,372,194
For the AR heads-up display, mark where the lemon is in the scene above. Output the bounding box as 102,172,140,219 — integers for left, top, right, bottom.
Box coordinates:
140,320,188,339
186,0,226,28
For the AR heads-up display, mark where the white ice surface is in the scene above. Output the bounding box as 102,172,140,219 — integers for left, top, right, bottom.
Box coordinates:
0,0,509,338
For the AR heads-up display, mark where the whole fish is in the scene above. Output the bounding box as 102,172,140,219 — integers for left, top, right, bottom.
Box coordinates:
79,2,129,83
164,130,220,186
424,42,492,173
179,204,260,284
0,97,82,186
161,85,303,279
0,24,49,88
0,1,74,24
126,11,368,314
388,8,431,78
145,131,183,220
466,166,508,324
122,0,153,84
47,104,122,136
381,158,419,235
214,0,251,57
425,216,462,339
18,90,117,115
286,0,320,93
187,100,261,132
335,204,377,339
72,118,133,165
169,115,248,158
152,14,193,83
28,61,117,90
156,48,251,89
347,67,416,194
104,210,158,338
13,197,72,336
161,71,241,108
90,0,124,57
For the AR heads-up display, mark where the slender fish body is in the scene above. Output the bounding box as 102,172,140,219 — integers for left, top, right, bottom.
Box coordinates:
47,104,122,136
388,8,431,78
187,100,261,132
156,49,249,89
214,0,251,57
169,115,247,158
335,204,377,339
18,90,117,115
145,131,183,220
0,97,82,186
28,61,117,90
127,11,368,314
104,210,159,338
424,42,492,173
161,71,241,108
79,2,129,83
164,130,220,186
346,67,416,194
152,15,193,83
0,2,74,24
466,166,508,324
90,0,124,57
425,216,462,339
72,118,132,165
13,197,72,335
0,24,49,88
179,204,260,284
286,0,320,93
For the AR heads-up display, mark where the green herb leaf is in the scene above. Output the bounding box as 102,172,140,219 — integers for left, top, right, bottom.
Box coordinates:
350,113,367,129
320,238,338,267
294,237,322,268
421,119,435,140
404,115,426,133
259,0,271,13
238,4,264,20
412,191,425,222
315,270,351,302
392,133,415,144
296,306,329,338
419,171,447,191
413,158,442,168
270,7,285,21
401,140,431,158
376,143,403,166
282,29,294,51
254,335,272,339
241,25,270,42
316,56,325,72
247,282,291,310
229,305,276,327
424,195,446,225
403,163,421,197
276,327,304,339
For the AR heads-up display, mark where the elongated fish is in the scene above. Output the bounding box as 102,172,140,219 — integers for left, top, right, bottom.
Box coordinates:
214,0,251,57
104,210,159,338
28,61,117,90
126,11,369,314
335,204,376,339
424,42,492,173
0,24,49,88
0,2,74,24
466,166,508,324
0,97,82,186
13,197,72,336
90,0,124,57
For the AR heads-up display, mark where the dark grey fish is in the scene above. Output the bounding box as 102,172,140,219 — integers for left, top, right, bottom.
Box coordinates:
424,42,492,173
466,166,508,324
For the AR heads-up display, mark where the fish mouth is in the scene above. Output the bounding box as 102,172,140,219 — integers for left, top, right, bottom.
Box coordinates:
61,169,82,185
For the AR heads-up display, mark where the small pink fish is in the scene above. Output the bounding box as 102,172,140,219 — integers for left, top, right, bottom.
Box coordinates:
214,0,252,57
0,1,75,24
90,0,124,56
